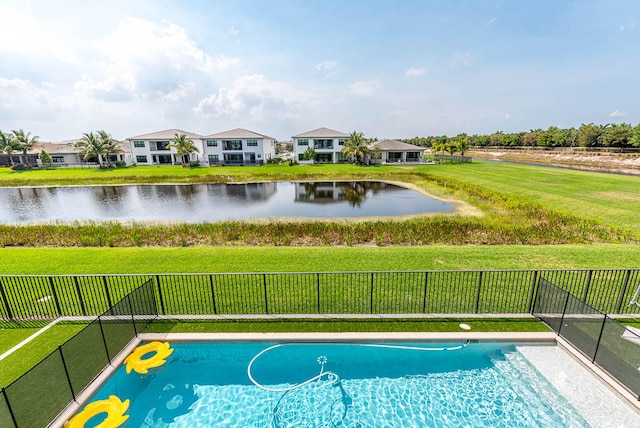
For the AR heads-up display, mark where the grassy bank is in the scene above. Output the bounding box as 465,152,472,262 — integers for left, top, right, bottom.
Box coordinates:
0,245,638,274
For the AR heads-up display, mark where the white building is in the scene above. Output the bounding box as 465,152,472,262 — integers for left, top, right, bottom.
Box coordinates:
127,129,204,165
202,128,276,166
367,139,425,164
292,127,350,164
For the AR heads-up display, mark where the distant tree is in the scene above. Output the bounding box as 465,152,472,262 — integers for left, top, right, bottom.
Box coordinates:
523,130,541,147
1,132,21,166
98,130,122,166
600,123,633,149
455,138,470,156
11,129,40,165
631,124,640,148
473,135,490,147
75,132,107,167
168,133,199,165
303,146,316,163
576,123,601,148
341,131,370,165
488,131,503,146
39,150,52,166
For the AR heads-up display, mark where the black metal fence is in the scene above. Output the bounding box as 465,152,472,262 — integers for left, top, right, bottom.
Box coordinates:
0,279,157,428
0,269,639,320
533,277,640,400
433,154,473,164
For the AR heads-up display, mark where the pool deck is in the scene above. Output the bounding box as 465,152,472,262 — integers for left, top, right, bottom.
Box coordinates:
50,332,640,427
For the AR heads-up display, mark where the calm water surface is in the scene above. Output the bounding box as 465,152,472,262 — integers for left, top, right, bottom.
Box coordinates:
0,181,453,223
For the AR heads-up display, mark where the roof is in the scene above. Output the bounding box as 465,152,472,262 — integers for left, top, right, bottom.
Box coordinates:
203,128,275,140
127,129,203,140
370,139,426,152
27,139,131,155
292,127,349,139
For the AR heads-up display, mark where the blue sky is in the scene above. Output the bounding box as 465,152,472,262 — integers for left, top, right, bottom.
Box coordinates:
1,0,638,141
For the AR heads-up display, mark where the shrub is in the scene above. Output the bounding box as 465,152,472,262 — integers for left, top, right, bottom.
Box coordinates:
189,160,201,167
115,160,127,168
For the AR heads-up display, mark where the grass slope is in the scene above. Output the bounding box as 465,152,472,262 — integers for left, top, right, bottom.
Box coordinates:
0,244,638,274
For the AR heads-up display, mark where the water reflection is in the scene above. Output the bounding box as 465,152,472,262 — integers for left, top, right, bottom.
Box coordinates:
0,182,452,223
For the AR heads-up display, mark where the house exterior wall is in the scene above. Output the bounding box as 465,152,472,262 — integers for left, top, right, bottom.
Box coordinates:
293,136,347,164
128,138,205,165
201,137,275,165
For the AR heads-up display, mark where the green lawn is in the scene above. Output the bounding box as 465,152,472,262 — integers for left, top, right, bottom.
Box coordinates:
0,244,638,274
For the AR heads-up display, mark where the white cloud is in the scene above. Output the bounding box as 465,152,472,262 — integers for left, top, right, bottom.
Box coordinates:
451,52,471,67
620,25,625,31
195,74,318,120
230,25,239,36
405,67,425,77
347,80,380,97
609,109,627,117
315,61,338,77
489,17,497,24
504,113,511,119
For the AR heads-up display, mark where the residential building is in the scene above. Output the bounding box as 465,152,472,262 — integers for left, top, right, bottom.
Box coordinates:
202,128,276,166
292,127,350,164
1,140,130,167
127,129,204,165
367,139,425,164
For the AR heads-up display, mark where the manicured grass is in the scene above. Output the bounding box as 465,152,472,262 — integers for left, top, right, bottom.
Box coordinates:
0,322,50,354
0,323,87,387
0,244,639,274
146,318,550,333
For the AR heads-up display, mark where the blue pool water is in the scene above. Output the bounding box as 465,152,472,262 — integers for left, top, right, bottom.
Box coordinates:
87,342,589,427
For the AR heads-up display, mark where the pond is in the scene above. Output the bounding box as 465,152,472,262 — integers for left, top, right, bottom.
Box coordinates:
0,181,453,223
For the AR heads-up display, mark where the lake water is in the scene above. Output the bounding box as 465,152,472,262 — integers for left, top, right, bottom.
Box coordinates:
0,181,453,223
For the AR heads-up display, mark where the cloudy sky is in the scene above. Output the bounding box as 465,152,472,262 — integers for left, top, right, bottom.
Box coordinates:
1,0,639,142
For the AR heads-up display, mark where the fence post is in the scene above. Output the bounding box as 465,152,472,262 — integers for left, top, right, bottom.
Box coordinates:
102,276,113,315
73,277,87,316
59,346,76,402
527,271,539,313
48,276,62,317
127,294,138,336
1,387,18,428
591,315,608,363
557,291,571,336
0,278,14,321
422,272,429,314
614,269,632,314
155,275,165,315
474,271,483,314
581,270,593,310
97,316,111,364
209,275,217,315
370,273,374,314
263,274,269,315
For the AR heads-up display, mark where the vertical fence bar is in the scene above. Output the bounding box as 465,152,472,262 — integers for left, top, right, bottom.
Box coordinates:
155,275,165,315
263,274,269,315
1,387,18,428
73,277,87,316
97,316,111,364
474,271,483,314
422,272,428,314
209,275,217,315
58,346,76,401
317,273,321,314
370,273,374,314
557,291,571,336
102,276,113,314
527,271,539,313
615,269,632,314
581,270,593,309
127,294,138,336
591,315,608,363
0,279,14,321
48,276,62,317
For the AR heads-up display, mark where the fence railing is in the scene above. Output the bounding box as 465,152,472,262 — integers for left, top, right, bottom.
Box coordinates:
533,277,640,400
0,269,638,320
0,279,157,428
433,154,473,164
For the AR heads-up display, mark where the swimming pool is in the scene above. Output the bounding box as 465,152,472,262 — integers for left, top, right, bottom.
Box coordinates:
64,340,640,427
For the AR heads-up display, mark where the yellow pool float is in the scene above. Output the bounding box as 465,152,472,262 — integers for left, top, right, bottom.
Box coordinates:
65,395,129,428
123,341,174,374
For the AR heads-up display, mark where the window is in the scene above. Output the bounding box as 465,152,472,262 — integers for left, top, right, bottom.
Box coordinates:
52,156,65,163
208,154,219,163
314,139,333,150
133,141,145,148
298,154,305,161
223,140,242,150
224,153,244,163
206,140,218,147
257,154,261,158
153,141,170,151
338,139,346,146
136,155,148,163
247,139,258,147
297,139,309,146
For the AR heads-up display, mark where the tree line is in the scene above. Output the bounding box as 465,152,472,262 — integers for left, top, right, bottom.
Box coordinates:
400,122,640,150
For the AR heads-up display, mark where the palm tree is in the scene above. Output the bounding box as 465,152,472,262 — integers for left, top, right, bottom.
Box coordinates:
98,130,122,166
341,131,370,165
1,131,21,166
11,129,40,166
168,133,199,165
455,138,470,156
75,132,108,167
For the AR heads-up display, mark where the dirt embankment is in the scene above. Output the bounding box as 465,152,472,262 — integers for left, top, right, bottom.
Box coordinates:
470,150,640,176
